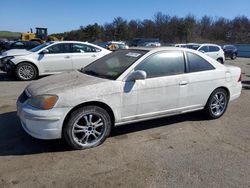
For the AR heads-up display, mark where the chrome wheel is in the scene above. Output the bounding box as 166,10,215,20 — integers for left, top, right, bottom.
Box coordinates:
18,65,35,80
72,113,105,147
210,92,227,117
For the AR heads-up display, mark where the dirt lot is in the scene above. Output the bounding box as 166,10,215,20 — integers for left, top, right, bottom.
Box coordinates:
0,58,249,188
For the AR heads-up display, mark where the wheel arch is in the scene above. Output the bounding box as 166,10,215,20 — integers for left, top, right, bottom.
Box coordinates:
216,57,224,63
62,101,115,135
207,86,230,104
15,61,39,75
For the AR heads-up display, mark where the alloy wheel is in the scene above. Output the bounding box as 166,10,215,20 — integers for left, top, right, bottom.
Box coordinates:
72,113,105,147
210,92,227,117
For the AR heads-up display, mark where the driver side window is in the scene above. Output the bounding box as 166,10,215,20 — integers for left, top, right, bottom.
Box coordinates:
46,43,71,54
199,46,209,52
135,51,185,78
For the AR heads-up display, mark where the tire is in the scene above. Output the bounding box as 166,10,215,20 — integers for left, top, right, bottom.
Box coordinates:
217,58,223,64
231,53,237,60
63,106,112,150
204,88,229,119
15,63,37,81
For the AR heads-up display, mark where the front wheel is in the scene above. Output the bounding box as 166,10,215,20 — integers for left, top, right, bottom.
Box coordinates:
15,63,37,81
63,106,112,150
204,88,229,119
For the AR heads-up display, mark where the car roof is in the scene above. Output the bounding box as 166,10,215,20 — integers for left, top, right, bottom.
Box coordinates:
51,41,90,44
200,43,220,46
129,46,196,53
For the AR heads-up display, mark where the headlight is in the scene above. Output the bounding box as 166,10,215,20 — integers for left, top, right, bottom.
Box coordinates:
2,56,14,63
27,95,58,110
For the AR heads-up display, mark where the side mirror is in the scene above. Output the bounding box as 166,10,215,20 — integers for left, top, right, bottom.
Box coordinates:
199,50,205,53
127,70,147,81
40,49,49,54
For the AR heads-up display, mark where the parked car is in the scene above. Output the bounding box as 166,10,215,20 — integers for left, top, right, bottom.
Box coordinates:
17,47,242,150
222,45,238,60
197,44,225,64
1,41,111,80
97,41,129,51
129,38,160,47
143,42,161,47
0,40,40,53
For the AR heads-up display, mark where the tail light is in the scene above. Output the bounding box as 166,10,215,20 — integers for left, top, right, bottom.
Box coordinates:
238,73,242,82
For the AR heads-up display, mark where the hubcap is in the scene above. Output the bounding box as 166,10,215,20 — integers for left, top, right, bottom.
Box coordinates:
210,92,227,116
18,65,34,80
72,113,105,146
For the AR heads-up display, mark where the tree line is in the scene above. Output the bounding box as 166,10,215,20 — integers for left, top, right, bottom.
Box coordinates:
53,12,250,44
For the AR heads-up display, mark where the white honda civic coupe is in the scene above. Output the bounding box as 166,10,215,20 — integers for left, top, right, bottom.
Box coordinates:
1,41,111,80
17,47,242,149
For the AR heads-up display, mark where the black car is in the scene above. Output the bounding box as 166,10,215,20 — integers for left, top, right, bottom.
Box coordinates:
0,40,40,52
222,45,238,60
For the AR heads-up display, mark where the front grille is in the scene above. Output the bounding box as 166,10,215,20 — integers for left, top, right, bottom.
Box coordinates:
19,91,29,103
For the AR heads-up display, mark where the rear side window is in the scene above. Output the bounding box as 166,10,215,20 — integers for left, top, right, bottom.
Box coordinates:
209,46,220,52
135,51,185,78
187,52,215,72
72,43,101,53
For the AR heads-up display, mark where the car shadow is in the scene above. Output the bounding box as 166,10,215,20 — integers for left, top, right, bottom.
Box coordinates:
0,111,71,156
0,110,207,156
0,72,16,81
0,72,49,81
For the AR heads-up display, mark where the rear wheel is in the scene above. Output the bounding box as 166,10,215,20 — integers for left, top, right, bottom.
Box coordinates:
204,88,229,119
217,58,223,64
63,106,112,150
231,53,237,60
15,63,37,81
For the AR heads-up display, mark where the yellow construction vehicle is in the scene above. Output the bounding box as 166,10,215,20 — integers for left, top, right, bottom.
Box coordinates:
21,27,63,43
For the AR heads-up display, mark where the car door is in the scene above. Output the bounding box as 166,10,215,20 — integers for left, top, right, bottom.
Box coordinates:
38,43,73,73
179,51,217,109
208,45,220,60
71,43,103,70
132,51,186,118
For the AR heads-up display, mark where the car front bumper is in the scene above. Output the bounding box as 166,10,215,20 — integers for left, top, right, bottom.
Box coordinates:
17,101,70,140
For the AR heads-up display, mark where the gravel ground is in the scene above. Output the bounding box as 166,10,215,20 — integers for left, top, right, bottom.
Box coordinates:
0,58,249,188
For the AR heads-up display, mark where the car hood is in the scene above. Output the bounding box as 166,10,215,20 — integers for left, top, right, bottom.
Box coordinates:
26,70,110,96
1,49,32,57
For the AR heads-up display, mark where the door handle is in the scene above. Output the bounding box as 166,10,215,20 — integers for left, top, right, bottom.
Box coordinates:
92,55,97,57
65,55,70,59
179,81,188,86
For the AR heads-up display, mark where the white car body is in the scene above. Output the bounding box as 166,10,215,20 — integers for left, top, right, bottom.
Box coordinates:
197,43,225,63
17,47,242,140
2,41,111,76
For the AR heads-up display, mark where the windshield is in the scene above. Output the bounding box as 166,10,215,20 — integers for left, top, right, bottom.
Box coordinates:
186,44,200,50
29,42,54,52
81,49,148,80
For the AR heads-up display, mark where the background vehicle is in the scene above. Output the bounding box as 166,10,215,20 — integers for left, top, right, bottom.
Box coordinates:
21,27,63,43
129,38,160,47
2,41,111,80
17,47,242,149
0,40,40,53
222,45,238,59
97,41,129,51
197,44,225,64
